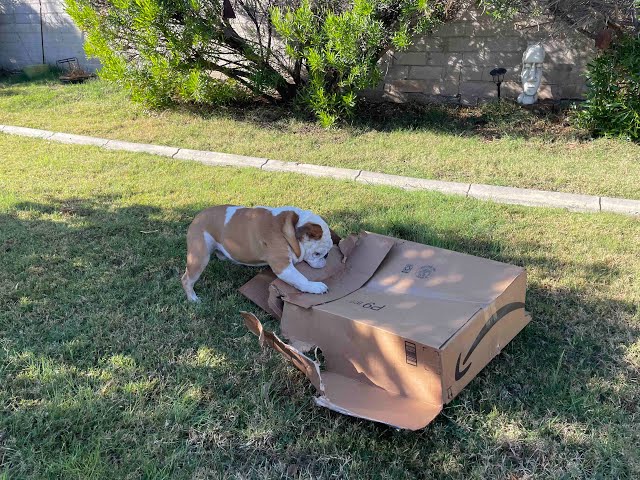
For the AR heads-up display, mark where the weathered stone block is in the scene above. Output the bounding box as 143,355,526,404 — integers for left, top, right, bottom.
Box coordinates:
395,52,427,66
447,37,485,52
409,66,444,80
13,23,41,33
500,81,522,99
459,82,496,104
483,36,526,52
387,79,427,93
460,65,484,82
473,21,518,36
409,36,443,52
408,80,457,97
435,22,474,37
478,51,523,67
382,84,410,103
424,52,449,66
384,66,409,81
14,13,40,24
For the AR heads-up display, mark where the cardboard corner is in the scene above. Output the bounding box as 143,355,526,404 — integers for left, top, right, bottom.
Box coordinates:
313,372,442,431
239,270,280,318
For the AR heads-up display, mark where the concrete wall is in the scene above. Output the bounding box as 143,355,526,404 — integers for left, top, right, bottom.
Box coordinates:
376,5,596,105
0,0,99,72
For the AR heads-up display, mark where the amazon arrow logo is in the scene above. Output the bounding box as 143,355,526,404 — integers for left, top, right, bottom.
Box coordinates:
454,302,525,381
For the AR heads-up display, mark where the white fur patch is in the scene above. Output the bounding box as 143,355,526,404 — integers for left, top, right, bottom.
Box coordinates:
277,264,328,294
224,206,240,225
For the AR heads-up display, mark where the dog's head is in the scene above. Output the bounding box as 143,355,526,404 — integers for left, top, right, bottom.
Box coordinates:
296,218,334,268
280,209,340,269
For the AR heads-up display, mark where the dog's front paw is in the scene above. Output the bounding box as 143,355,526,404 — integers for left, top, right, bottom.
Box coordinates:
303,281,328,294
186,292,201,303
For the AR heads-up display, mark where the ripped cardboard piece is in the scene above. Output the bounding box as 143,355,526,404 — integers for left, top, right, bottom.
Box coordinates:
241,311,323,392
240,232,530,430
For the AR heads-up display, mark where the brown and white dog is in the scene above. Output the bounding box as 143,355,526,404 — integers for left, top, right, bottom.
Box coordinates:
182,205,339,302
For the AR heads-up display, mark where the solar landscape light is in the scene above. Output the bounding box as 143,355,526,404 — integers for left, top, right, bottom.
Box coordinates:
490,67,507,99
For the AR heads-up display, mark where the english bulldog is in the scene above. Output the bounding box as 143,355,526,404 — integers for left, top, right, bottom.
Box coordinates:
182,205,340,302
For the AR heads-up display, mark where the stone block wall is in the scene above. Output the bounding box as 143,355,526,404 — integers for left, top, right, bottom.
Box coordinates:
0,1,99,72
377,5,596,105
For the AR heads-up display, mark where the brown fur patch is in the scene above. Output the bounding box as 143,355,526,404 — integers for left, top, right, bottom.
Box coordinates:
296,223,323,241
280,211,301,258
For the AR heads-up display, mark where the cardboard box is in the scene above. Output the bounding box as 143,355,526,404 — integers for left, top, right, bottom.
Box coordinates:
240,232,529,430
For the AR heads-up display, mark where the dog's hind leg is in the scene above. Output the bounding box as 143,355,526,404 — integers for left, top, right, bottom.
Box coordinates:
182,230,215,302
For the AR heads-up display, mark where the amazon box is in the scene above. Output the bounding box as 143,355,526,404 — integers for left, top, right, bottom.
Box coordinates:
239,232,529,430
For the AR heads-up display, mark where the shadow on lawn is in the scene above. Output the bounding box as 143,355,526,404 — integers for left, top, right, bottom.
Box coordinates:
177,97,586,142
0,71,584,141
1,197,637,477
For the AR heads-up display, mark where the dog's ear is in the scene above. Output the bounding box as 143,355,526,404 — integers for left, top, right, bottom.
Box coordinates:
280,211,302,258
329,228,341,245
296,223,323,241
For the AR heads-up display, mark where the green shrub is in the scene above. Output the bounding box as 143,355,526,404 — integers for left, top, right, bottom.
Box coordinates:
575,35,640,141
66,0,261,108
271,0,447,127
67,0,451,125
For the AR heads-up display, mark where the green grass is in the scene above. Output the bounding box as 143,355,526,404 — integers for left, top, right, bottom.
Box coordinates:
1,133,639,478
1,75,640,200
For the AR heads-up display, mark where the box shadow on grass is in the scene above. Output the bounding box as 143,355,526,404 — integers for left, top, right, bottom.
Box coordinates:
0,197,637,477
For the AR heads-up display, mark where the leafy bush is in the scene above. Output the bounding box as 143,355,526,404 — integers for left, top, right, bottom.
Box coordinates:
67,0,451,125
575,35,640,141
66,0,252,108
272,0,448,126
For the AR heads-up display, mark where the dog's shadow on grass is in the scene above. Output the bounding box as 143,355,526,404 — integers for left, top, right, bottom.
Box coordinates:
1,197,637,477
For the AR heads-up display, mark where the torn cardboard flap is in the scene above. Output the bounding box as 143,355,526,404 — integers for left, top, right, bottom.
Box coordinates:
241,311,323,393
242,311,441,430
282,233,395,308
240,233,530,430
239,232,395,317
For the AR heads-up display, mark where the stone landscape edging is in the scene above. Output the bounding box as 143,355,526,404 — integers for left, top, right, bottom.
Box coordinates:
2,124,638,216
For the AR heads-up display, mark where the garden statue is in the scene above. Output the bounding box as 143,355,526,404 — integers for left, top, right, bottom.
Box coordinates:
517,43,545,105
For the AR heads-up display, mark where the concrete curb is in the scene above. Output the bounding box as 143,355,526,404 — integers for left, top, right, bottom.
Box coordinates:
3,125,54,139
356,170,470,196
600,197,640,216
104,139,179,157
468,184,601,213
174,148,268,168
2,124,639,217
263,159,360,180
50,132,110,147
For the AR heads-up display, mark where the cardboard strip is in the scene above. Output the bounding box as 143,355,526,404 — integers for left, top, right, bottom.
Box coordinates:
241,312,324,393
283,233,396,308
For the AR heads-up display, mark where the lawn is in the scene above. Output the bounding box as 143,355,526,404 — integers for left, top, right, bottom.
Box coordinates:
1,75,640,200
1,133,639,479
